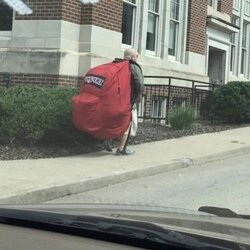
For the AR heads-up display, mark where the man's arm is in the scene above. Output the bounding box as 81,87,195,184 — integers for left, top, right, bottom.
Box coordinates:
130,63,144,104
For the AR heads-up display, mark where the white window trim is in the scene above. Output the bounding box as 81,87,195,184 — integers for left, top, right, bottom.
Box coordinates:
138,96,145,123
230,16,239,75
166,0,187,62
169,17,180,58
145,11,159,55
233,1,250,79
173,97,187,108
244,0,250,17
240,21,249,77
240,49,247,76
122,0,140,49
233,0,240,10
248,23,250,79
245,22,250,79
0,31,12,37
208,0,218,10
151,96,167,124
168,54,178,62
145,0,163,57
0,10,14,36
230,43,236,75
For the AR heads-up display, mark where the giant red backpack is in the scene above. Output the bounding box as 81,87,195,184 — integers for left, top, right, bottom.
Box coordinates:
72,60,132,140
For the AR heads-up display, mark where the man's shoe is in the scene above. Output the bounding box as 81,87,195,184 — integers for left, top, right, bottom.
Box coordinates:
116,148,134,156
105,141,113,152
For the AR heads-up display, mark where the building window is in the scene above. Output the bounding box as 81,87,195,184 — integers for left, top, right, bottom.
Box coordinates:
151,96,167,123
146,0,159,51
230,17,239,74
245,1,250,16
233,0,240,10
208,0,218,9
137,96,145,122
122,0,137,46
0,1,13,31
172,97,187,108
168,0,180,56
230,41,236,73
241,21,249,75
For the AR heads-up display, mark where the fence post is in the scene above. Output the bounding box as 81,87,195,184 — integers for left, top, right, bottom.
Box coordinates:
191,81,195,107
166,77,171,124
212,83,215,92
211,83,215,125
3,73,11,87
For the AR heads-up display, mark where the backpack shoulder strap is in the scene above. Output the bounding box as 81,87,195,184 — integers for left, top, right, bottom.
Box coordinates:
129,60,143,73
112,58,142,71
113,58,125,64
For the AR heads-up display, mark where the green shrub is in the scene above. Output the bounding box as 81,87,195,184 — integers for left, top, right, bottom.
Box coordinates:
0,87,6,115
204,81,250,123
0,87,7,142
0,85,85,144
169,106,197,130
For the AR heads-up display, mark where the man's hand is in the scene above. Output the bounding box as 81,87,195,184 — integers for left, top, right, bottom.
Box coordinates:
136,95,142,104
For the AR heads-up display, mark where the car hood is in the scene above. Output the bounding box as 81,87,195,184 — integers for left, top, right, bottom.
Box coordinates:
0,203,250,245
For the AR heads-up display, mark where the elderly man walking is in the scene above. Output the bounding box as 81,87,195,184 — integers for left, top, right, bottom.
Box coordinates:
115,48,144,155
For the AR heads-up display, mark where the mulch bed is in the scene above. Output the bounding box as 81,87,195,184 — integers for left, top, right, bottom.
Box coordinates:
0,122,249,161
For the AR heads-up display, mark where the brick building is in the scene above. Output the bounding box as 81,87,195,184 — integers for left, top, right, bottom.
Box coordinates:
0,0,249,121
0,0,249,86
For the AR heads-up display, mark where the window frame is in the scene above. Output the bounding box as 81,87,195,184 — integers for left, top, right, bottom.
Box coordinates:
122,0,138,48
208,0,218,10
168,0,180,58
145,0,160,55
0,1,14,36
233,0,240,10
151,95,167,124
245,0,250,17
172,97,187,109
137,95,145,123
230,16,239,75
168,0,187,62
240,21,249,76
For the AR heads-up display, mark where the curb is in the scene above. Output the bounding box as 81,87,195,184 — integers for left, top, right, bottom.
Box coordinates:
1,145,250,205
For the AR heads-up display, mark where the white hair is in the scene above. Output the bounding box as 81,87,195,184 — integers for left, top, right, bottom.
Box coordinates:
124,48,138,61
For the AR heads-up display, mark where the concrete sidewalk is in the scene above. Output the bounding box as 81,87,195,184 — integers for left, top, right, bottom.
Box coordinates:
0,127,250,204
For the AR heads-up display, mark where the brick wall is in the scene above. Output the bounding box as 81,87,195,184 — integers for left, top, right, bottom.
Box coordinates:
0,73,84,87
142,85,197,120
81,0,123,32
81,3,92,24
171,86,193,107
140,84,211,123
16,0,123,30
218,0,233,16
62,0,82,24
15,0,82,24
186,0,207,55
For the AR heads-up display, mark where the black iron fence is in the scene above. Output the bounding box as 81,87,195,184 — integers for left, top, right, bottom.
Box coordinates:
1,74,217,124
138,76,216,124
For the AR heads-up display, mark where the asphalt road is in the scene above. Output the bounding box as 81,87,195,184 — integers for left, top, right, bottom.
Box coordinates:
51,153,250,214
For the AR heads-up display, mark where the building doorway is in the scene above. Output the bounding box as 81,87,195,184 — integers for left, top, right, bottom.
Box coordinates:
208,46,226,84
